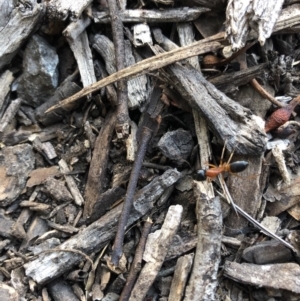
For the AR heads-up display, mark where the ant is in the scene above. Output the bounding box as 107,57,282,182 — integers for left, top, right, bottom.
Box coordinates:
194,145,249,181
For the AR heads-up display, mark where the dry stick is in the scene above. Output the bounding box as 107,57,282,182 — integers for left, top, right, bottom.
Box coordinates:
83,110,117,219
45,35,224,113
237,54,284,107
250,78,284,107
119,218,153,301
184,189,222,301
107,0,130,139
111,127,153,266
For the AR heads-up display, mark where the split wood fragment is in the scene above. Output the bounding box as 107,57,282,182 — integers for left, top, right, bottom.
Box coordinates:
128,205,183,301
224,261,300,294
184,188,222,301
93,7,209,23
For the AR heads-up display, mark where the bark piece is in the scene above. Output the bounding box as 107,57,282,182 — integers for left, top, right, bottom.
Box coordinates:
0,209,15,238
83,110,117,219
93,35,149,109
225,154,264,228
0,70,14,113
164,63,266,155
48,279,80,301
224,261,300,294
168,253,194,301
157,129,194,163
42,177,73,203
26,166,60,187
129,205,183,301
166,232,197,261
225,0,285,50
0,144,35,206
132,24,153,47
242,240,293,264
210,63,268,95
35,80,82,126
24,169,180,284
93,7,209,23
184,189,222,301
64,19,96,88
87,186,126,224
16,34,59,107
0,2,44,71
0,283,19,301
46,0,92,20
20,216,49,251
0,98,22,134
58,159,84,206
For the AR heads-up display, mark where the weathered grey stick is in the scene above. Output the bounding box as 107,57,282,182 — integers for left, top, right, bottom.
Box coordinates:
93,7,209,23
162,61,266,155
184,187,222,301
0,2,44,70
168,253,194,301
224,261,300,294
0,98,22,134
24,169,181,284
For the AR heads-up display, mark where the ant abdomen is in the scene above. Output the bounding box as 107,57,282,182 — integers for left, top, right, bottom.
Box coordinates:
229,161,248,173
194,169,207,181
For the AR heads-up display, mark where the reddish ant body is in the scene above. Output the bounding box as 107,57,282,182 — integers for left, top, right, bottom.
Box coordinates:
194,161,249,181
194,145,249,181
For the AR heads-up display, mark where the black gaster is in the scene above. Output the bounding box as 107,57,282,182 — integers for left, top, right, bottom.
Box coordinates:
229,161,249,173
194,169,207,181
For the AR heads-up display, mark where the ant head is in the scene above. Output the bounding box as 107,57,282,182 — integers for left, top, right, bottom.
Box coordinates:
194,169,207,181
229,161,249,173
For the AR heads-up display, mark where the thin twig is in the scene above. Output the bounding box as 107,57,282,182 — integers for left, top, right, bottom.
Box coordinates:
107,0,130,138
237,53,284,107
250,78,284,107
45,36,223,113
119,217,153,301
111,127,153,266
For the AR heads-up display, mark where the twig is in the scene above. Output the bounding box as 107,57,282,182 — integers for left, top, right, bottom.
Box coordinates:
237,54,284,107
119,218,153,301
250,78,284,108
111,127,153,266
107,0,130,139
45,36,223,113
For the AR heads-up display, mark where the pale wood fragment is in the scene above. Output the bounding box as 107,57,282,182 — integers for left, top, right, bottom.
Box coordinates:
129,205,183,301
224,261,300,294
184,189,222,301
168,253,194,301
64,25,96,88
93,7,209,23
46,0,92,20
225,0,285,50
59,159,84,206
0,70,14,113
0,98,22,134
93,35,149,109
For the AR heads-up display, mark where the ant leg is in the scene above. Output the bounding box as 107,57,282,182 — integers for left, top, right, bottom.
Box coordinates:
220,141,227,166
227,143,239,165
